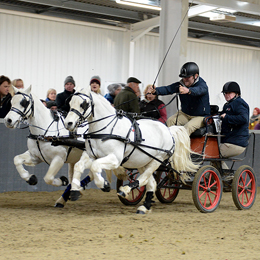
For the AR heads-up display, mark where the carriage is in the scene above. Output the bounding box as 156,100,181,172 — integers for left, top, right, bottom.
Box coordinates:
117,106,257,213
5,86,257,214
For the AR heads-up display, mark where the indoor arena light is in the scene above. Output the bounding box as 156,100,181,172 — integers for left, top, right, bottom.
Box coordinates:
115,0,161,11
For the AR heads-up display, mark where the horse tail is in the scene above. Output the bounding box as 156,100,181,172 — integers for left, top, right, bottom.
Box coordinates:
169,126,199,173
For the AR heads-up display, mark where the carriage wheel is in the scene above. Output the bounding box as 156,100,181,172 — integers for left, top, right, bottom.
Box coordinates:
155,170,179,203
232,165,257,210
116,169,146,206
192,165,222,213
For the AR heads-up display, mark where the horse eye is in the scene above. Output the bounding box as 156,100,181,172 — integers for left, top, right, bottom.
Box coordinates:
80,101,89,110
20,98,29,108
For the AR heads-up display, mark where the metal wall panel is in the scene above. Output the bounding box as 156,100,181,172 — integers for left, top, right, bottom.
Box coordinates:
0,12,128,99
187,39,260,113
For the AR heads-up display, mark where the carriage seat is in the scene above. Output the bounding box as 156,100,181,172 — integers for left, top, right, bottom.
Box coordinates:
190,105,219,138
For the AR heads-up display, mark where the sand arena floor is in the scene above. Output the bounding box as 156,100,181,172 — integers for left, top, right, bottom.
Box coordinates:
0,188,259,260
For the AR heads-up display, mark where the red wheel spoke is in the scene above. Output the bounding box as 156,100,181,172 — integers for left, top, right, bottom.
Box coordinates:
245,191,250,202
207,193,213,205
199,184,207,191
199,190,206,199
209,180,217,188
209,190,217,196
238,188,245,197
203,193,208,206
203,175,209,188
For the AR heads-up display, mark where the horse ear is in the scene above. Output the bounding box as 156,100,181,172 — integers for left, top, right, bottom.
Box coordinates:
24,85,32,95
12,85,19,94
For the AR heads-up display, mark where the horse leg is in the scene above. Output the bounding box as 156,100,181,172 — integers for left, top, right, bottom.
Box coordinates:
14,150,41,185
70,151,93,201
90,154,120,192
136,175,157,214
118,159,161,198
54,175,91,208
43,156,68,186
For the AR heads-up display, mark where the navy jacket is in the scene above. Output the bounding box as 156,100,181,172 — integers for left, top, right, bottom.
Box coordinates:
104,93,115,105
0,93,12,118
155,77,210,117
221,96,249,147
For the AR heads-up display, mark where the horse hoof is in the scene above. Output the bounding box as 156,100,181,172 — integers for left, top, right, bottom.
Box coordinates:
117,191,126,198
26,175,38,185
70,190,81,201
54,203,64,208
136,210,145,214
60,176,69,186
101,181,110,192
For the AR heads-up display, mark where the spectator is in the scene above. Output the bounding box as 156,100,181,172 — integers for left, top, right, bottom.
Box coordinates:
12,78,24,89
90,76,101,94
149,62,210,135
114,77,141,113
56,76,76,116
140,84,167,124
249,107,260,130
104,83,122,105
46,88,57,102
0,75,12,118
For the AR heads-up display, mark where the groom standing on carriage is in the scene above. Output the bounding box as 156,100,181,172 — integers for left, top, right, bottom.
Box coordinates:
149,62,210,135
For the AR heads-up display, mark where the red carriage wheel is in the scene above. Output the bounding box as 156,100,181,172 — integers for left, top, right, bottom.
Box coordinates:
192,165,222,213
116,169,146,206
155,170,179,203
232,165,257,210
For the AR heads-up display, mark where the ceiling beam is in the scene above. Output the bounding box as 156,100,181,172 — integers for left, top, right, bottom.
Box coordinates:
18,0,142,20
192,0,260,16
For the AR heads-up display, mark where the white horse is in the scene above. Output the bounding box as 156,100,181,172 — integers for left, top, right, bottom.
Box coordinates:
4,86,95,208
64,86,198,214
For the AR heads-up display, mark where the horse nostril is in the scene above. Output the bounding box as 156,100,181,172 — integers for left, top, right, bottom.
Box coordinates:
68,122,73,126
7,118,12,124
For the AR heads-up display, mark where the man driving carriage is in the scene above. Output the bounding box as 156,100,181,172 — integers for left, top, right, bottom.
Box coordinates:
149,62,210,135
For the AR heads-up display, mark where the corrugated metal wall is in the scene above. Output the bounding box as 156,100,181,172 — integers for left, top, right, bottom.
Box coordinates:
1,10,260,113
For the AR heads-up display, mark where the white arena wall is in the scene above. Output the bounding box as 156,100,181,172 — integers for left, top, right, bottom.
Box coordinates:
1,9,260,114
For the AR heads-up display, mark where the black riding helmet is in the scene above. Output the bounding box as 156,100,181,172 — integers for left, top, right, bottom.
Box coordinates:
222,81,241,95
179,62,199,78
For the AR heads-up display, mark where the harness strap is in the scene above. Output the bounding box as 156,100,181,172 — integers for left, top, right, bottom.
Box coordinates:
36,140,49,165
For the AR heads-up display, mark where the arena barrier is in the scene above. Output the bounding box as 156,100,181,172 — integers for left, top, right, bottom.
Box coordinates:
0,119,259,192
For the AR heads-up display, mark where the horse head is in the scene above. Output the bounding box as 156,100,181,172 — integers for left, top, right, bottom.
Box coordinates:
65,86,94,132
4,85,34,128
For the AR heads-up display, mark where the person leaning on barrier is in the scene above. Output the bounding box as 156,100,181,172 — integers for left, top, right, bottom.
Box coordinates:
114,77,141,113
56,76,76,117
0,75,12,118
149,62,210,135
218,81,249,170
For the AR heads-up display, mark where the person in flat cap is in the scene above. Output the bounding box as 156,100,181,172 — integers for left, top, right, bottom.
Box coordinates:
114,77,141,113
104,83,122,105
90,75,101,94
56,76,76,117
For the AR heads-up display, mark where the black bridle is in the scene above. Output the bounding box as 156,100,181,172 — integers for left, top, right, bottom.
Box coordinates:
10,92,34,120
69,92,94,127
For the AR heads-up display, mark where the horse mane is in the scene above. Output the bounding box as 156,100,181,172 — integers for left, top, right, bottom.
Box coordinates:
91,91,116,115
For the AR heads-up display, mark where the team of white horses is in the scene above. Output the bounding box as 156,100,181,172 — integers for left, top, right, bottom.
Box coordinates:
4,85,198,214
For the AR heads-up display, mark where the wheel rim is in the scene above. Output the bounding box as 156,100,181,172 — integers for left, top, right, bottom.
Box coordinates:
236,169,256,207
197,169,222,210
158,171,178,200
126,170,145,203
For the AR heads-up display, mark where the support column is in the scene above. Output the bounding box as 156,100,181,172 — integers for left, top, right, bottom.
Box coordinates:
158,0,189,117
